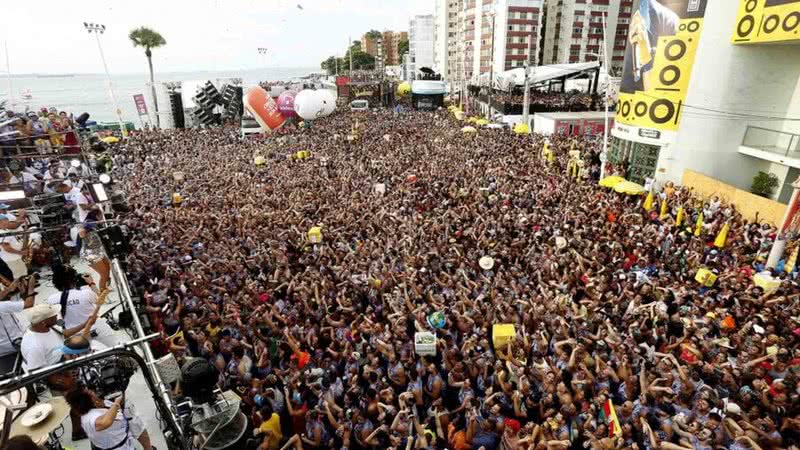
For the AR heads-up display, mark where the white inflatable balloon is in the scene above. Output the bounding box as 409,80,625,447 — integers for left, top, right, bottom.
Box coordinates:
294,89,337,120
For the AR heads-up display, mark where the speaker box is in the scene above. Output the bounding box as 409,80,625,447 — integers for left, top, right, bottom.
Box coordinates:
169,93,185,128
96,225,131,260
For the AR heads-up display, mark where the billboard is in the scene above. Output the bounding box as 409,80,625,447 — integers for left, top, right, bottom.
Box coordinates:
732,0,800,44
133,94,148,115
612,0,708,146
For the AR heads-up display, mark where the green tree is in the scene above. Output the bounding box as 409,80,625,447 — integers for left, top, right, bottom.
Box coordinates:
365,30,383,40
398,39,409,57
129,27,167,128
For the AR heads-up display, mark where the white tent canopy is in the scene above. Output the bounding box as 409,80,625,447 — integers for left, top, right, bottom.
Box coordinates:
475,62,601,92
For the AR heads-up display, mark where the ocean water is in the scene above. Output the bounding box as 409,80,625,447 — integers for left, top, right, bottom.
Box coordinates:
1,67,317,124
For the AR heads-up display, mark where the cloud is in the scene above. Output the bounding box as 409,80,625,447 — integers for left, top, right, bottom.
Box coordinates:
2,0,434,74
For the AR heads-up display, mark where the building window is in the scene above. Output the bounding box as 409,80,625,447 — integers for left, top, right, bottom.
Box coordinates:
573,27,582,34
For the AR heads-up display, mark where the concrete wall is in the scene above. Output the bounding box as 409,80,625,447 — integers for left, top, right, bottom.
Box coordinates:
682,169,787,226
657,0,800,192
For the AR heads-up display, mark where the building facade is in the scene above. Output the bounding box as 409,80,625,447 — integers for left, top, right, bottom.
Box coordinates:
434,0,544,91
362,31,408,66
434,0,463,81
408,15,436,80
542,0,631,75
609,0,800,203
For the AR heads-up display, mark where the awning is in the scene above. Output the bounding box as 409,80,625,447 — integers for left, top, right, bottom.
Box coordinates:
474,62,601,92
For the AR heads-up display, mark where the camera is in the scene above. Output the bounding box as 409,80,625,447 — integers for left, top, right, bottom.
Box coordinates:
79,356,138,399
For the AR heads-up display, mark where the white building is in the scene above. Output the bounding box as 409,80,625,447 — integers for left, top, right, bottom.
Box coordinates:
542,0,631,76
610,0,800,203
433,0,544,90
408,15,436,81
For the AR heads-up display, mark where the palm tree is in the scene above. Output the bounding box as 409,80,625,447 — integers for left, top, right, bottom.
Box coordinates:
129,27,166,128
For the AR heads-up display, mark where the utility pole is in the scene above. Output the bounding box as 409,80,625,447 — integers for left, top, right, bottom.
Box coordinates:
349,37,353,74
522,20,535,129
600,12,610,178
84,22,127,137
488,10,496,120
4,41,13,111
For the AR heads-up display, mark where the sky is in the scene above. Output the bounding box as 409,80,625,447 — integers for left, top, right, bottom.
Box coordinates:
2,0,433,75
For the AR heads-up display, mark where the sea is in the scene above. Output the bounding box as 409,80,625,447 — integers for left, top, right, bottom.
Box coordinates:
1,67,318,124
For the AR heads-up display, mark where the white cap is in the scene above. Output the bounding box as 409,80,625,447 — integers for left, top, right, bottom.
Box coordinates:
25,304,59,325
479,256,494,270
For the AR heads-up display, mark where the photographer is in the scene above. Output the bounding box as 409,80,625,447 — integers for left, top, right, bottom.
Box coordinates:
65,387,154,450
45,264,119,348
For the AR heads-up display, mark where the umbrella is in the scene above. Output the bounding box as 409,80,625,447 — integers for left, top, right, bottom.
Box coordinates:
694,212,704,237
461,126,477,133
476,119,489,126
613,181,645,195
101,136,119,144
675,207,684,227
659,198,668,219
598,175,625,188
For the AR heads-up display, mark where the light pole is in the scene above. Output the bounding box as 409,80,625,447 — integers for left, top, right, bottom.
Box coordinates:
487,9,496,120
84,22,127,137
599,12,610,178
767,176,800,269
522,20,536,130
4,41,13,111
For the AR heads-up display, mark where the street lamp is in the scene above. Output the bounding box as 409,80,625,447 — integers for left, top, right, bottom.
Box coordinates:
84,22,127,137
599,12,610,178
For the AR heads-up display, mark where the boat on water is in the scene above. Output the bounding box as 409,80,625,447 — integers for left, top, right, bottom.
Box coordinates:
35,73,75,78
20,89,32,100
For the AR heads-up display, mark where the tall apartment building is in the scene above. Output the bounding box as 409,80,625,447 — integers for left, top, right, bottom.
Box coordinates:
362,31,408,66
434,0,544,87
434,0,463,81
408,15,436,80
542,0,632,75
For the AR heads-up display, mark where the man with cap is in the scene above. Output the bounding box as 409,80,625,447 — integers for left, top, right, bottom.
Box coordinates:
20,303,98,372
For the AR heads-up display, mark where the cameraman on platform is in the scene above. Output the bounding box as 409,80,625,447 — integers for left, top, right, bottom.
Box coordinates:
46,263,120,348
65,387,154,450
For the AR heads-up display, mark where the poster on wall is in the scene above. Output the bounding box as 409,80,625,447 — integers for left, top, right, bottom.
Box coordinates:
732,0,800,45
612,0,708,146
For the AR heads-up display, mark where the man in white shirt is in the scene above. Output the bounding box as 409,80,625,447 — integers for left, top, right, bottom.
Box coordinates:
0,213,29,280
19,304,64,371
0,276,35,373
53,181,94,225
46,264,119,348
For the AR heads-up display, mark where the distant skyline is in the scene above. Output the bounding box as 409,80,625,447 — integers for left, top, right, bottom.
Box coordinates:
2,0,433,75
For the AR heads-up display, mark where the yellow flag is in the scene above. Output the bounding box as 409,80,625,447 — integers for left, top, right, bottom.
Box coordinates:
714,222,730,248
675,207,684,227
659,198,668,219
643,191,654,212
694,213,704,237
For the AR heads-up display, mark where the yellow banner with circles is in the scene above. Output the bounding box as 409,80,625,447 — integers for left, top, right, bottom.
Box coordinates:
732,0,800,44
613,1,707,145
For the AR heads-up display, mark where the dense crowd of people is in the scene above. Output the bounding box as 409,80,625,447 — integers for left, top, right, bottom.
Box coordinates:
107,107,800,450
0,107,81,155
493,91,600,110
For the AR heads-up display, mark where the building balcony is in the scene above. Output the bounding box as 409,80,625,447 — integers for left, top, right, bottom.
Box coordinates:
739,126,800,167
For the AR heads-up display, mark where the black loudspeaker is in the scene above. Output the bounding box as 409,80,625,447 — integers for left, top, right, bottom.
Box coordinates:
96,225,131,260
169,93,185,128
75,113,90,127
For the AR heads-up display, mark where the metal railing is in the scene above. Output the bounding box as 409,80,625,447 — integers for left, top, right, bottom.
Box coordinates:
741,125,800,157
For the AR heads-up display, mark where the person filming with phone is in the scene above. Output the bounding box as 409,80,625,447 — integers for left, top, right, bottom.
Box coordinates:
65,387,153,450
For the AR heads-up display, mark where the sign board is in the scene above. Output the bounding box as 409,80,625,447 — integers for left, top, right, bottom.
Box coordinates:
613,0,708,146
133,94,148,116
732,0,800,45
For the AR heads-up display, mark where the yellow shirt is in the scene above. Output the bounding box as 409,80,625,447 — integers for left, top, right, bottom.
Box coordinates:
259,413,282,450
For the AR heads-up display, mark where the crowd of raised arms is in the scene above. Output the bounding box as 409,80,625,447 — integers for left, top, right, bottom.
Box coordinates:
110,108,799,450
